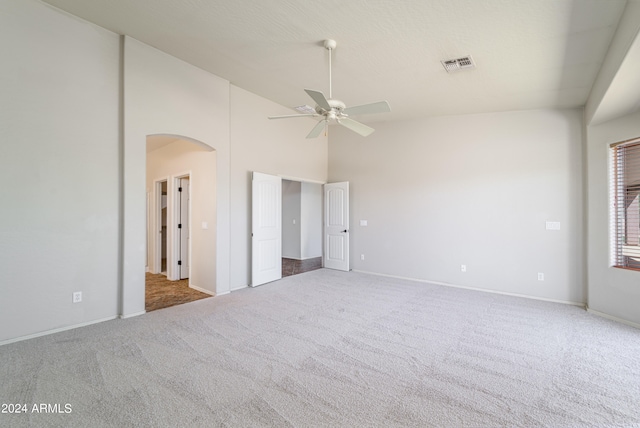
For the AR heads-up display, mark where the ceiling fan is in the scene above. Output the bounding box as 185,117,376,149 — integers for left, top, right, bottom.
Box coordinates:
268,39,391,138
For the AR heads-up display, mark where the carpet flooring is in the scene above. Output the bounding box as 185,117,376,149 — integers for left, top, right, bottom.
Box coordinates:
145,273,212,312
1,269,640,427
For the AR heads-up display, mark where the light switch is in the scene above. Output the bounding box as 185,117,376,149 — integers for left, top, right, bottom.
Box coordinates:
360,220,368,226
202,222,208,229
545,221,560,230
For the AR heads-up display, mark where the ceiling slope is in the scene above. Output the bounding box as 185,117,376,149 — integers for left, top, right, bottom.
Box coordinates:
42,0,628,122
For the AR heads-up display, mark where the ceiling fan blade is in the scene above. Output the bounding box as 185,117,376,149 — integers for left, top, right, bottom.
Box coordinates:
342,101,391,116
304,89,332,111
268,113,319,120
306,120,326,139
338,117,375,137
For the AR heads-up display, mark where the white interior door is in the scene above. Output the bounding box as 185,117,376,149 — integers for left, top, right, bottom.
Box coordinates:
178,177,190,279
324,182,349,271
252,172,282,286
155,180,168,275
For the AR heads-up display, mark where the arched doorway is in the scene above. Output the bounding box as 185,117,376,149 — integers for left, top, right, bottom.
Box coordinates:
145,134,217,311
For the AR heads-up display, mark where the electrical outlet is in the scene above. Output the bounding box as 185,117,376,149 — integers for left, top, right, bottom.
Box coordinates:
537,273,544,281
72,291,82,303
461,264,467,272
361,254,365,260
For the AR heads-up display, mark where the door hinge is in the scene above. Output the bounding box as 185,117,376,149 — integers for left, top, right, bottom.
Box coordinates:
178,260,182,266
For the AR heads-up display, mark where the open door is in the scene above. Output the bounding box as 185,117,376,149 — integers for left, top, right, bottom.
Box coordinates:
251,172,282,286
324,182,349,271
177,177,190,279
155,179,168,275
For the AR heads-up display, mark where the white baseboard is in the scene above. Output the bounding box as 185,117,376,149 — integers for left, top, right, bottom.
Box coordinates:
230,284,248,292
216,290,231,296
120,310,146,319
189,283,215,296
352,269,586,307
0,315,119,347
586,308,640,330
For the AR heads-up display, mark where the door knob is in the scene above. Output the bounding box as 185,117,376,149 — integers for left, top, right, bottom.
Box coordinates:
341,229,348,233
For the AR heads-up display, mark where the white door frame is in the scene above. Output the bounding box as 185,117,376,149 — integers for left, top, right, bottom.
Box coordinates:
146,191,150,273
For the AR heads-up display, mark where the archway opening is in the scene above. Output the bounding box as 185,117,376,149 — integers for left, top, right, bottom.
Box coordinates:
145,134,217,311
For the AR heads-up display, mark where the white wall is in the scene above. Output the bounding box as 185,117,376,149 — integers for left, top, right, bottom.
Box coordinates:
229,85,328,289
123,37,231,312
301,182,323,259
146,140,217,293
0,1,120,342
329,109,584,303
586,110,640,326
282,180,302,259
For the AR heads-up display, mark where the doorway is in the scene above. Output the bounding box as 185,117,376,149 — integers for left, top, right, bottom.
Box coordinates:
251,172,347,287
281,179,323,277
153,174,190,278
145,135,216,311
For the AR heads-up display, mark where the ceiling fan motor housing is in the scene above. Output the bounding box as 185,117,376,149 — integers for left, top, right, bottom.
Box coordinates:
316,99,346,120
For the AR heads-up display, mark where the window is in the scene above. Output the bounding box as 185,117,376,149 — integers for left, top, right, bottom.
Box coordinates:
611,138,640,269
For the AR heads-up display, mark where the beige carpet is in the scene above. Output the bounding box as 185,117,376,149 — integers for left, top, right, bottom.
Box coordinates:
1,269,640,427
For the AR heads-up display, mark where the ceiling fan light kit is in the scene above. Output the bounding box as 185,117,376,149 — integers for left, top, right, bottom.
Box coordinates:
293,105,316,114
268,39,391,138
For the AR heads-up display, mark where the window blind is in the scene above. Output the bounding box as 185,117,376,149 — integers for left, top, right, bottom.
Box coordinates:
611,138,640,269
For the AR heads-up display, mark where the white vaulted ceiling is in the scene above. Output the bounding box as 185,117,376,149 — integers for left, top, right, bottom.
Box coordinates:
41,0,628,123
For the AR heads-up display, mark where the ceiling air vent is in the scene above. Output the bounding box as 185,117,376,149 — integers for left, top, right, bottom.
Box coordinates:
441,55,476,73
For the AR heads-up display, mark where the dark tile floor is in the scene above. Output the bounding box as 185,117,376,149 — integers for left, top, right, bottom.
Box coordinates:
145,273,211,312
282,257,323,277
